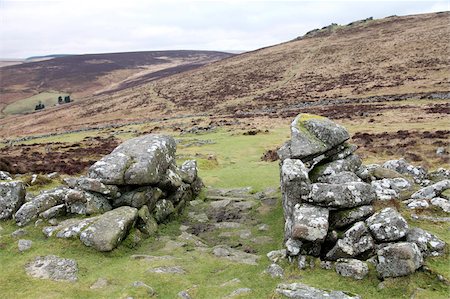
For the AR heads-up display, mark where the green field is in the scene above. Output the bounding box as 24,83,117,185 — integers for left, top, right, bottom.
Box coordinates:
2,91,69,115
0,127,449,299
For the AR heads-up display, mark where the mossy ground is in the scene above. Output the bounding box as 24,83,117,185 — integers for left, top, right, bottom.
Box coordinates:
0,118,449,298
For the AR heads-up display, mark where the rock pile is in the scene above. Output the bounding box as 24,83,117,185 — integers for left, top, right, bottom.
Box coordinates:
1,134,202,251
279,114,446,279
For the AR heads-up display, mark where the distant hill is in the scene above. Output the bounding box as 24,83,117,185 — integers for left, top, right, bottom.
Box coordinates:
0,50,234,109
0,12,448,138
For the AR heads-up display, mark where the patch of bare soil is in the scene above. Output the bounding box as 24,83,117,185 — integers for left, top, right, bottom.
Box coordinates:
0,136,119,175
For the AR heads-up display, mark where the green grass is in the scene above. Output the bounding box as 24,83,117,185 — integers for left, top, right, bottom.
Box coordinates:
0,126,449,298
2,91,69,115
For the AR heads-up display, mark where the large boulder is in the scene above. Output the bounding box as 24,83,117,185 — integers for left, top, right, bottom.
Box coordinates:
15,187,69,226
43,217,99,239
326,222,374,260
80,206,138,251
376,242,423,278
410,180,450,200
289,114,350,161
406,228,445,257
88,134,176,185
290,203,329,242
365,208,409,242
307,182,376,208
0,181,26,220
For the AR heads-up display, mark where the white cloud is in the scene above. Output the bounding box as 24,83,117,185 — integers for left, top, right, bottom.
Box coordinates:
0,0,448,58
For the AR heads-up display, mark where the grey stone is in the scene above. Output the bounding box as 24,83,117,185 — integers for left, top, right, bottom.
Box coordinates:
159,164,183,191
213,222,242,229
113,186,161,209
220,278,241,287
18,239,32,252
320,261,333,270
168,183,193,204
147,266,185,274
11,228,27,238
290,203,329,242
177,231,208,248
88,134,176,185
382,159,427,181
0,181,26,220
428,168,450,182
0,171,13,180
210,199,231,209
366,208,409,242
179,160,198,184
371,180,398,201
25,255,78,282
258,224,269,231
80,206,138,251
329,205,374,228
307,182,376,208
281,159,311,230
267,249,287,263
64,189,112,215
266,263,284,278
130,281,155,296
298,255,316,270
406,199,429,209
286,238,303,256
154,199,175,223
15,187,69,226
326,222,374,260
411,180,450,200
137,205,158,236
335,259,369,280
131,254,175,261
39,204,66,219
376,242,423,278
64,176,120,198
276,282,361,299
406,227,445,257
178,290,192,299
225,288,252,298
317,171,361,184
212,245,259,265
90,278,109,289
310,154,362,182
430,197,450,213
187,211,208,223
43,217,98,239
289,114,350,160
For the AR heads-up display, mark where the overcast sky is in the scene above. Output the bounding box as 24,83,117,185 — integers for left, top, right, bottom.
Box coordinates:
0,0,448,58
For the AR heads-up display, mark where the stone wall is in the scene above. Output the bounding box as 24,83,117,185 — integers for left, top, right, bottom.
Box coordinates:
279,114,447,279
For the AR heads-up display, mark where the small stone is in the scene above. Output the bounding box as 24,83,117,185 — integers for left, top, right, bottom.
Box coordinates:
430,197,450,213
276,282,361,299
290,203,329,242
406,227,446,257
90,278,109,289
18,239,32,252
266,263,284,278
11,228,27,238
225,288,252,298
411,180,450,200
267,249,286,263
376,242,423,278
178,290,192,299
187,212,208,223
131,281,155,296
407,199,429,209
212,245,259,265
320,261,333,270
258,224,269,231
335,258,369,280
147,266,186,274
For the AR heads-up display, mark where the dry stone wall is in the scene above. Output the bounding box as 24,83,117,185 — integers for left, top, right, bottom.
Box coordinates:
279,114,447,279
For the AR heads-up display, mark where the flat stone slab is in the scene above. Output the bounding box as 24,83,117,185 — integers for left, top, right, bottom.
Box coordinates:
147,266,185,274
276,282,360,299
212,245,259,265
307,182,376,208
25,255,78,282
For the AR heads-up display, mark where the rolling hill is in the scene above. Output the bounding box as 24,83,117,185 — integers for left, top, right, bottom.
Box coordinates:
0,50,234,113
0,12,448,138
